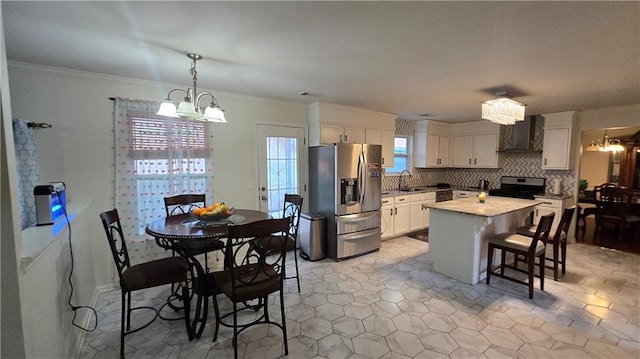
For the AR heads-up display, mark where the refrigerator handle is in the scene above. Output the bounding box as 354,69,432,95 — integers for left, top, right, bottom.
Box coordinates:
360,149,367,207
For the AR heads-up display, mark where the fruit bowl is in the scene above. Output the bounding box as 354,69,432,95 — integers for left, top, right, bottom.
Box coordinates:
191,202,235,221
197,208,235,221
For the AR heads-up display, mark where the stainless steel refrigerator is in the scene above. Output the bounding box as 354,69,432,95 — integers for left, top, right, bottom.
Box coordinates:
309,143,382,260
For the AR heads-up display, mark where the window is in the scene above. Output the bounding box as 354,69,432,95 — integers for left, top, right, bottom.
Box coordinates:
114,99,214,241
386,135,412,175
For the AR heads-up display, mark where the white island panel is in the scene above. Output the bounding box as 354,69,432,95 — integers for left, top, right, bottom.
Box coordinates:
428,197,539,284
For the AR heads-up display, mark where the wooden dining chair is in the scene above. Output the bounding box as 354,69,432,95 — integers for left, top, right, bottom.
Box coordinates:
593,183,640,241
281,194,303,292
486,213,555,299
211,217,290,359
100,209,192,358
516,206,576,280
164,194,206,216
163,194,225,338
164,194,223,272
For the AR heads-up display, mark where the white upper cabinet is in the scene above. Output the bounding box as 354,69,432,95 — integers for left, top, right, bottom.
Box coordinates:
380,129,395,168
450,121,501,168
319,123,343,144
452,135,473,166
541,111,577,170
309,102,397,167
319,123,365,144
473,132,500,167
365,128,381,144
415,120,450,168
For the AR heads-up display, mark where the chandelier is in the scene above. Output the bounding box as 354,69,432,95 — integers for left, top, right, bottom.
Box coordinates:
481,91,526,125
156,53,227,123
585,131,624,152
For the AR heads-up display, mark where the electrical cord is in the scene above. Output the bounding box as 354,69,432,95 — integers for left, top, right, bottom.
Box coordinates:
56,191,98,332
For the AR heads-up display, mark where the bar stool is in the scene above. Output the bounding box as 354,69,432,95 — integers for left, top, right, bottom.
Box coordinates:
486,213,555,299
515,206,576,281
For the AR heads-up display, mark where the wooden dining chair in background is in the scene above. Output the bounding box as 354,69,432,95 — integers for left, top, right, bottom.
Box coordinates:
164,194,223,272
593,183,640,241
164,193,206,216
211,217,291,359
486,213,555,299
100,209,192,358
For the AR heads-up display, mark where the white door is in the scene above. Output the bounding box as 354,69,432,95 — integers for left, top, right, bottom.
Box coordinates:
257,124,306,217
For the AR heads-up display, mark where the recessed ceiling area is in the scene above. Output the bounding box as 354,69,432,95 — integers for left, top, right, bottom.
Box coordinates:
2,1,638,122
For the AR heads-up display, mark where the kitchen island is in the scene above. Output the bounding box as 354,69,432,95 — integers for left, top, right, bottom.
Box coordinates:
426,196,540,284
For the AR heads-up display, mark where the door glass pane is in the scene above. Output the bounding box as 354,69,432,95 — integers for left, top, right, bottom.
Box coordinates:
266,136,299,218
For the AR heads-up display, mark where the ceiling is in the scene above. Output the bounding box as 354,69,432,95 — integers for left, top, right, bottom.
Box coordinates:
2,1,639,122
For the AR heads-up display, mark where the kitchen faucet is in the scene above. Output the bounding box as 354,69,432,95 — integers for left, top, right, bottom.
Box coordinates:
398,170,411,191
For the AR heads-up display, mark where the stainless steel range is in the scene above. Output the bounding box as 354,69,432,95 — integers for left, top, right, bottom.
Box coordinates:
488,176,545,199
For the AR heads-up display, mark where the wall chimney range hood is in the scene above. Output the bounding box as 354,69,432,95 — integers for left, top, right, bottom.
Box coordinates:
498,115,542,152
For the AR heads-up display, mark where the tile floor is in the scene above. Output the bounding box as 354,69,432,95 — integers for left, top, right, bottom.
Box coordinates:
80,236,640,358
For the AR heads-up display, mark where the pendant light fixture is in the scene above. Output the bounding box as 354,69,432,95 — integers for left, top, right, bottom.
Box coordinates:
156,53,227,123
585,130,625,152
481,91,526,125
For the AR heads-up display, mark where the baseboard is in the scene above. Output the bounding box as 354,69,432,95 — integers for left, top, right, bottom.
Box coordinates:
71,284,118,358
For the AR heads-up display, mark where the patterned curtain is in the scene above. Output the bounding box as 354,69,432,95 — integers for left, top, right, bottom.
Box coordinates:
13,119,40,229
113,98,215,245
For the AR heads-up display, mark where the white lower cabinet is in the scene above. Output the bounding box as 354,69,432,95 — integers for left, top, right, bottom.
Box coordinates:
382,193,435,239
422,193,436,228
532,197,571,233
393,196,411,235
409,194,426,232
381,197,394,240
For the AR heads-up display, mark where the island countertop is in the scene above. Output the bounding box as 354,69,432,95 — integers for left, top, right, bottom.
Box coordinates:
426,196,540,217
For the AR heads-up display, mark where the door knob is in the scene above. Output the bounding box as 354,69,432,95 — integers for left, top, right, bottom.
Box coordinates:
261,187,266,191
261,195,267,201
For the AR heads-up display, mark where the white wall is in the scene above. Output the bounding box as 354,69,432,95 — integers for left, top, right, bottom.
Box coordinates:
6,62,308,357
1,7,27,357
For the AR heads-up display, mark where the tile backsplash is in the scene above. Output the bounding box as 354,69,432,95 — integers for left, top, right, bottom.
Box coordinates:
382,119,575,195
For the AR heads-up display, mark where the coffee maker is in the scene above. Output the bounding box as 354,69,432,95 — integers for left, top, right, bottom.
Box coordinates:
478,179,489,191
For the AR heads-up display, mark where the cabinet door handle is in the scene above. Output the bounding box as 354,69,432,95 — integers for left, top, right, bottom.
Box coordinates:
468,158,471,164
340,134,343,142
544,158,547,165
345,134,348,142
474,158,477,165
382,157,385,164
390,208,394,216
394,208,398,215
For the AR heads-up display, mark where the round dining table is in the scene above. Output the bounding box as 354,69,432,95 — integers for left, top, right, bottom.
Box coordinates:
145,209,271,339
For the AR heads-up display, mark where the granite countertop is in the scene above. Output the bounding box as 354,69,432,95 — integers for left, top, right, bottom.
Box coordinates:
382,187,444,197
534,193,572,200
425,196,541,217
382,186,489,198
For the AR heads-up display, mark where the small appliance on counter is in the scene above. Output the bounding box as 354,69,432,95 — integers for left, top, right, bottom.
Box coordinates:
34,182,66,226
478,179,489,191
